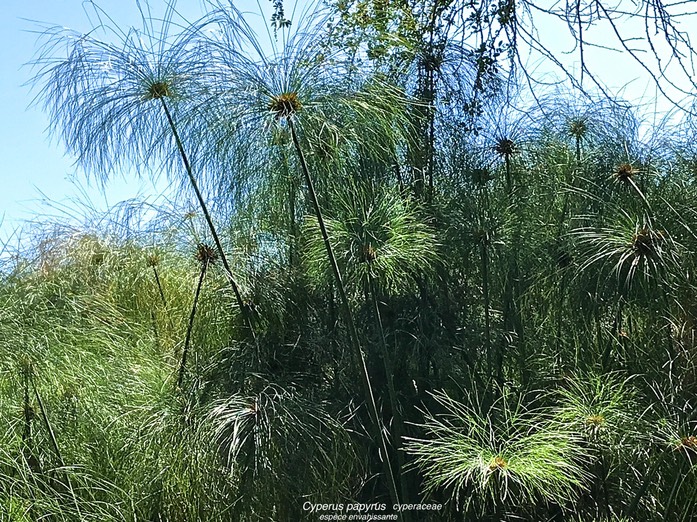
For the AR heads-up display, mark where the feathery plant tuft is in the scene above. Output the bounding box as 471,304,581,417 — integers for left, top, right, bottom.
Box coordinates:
573,209,683,295
207,383,360,520
303,181,439,296
188,2,417,505
31,2,203,178
557,372,640,445
405,389,591,517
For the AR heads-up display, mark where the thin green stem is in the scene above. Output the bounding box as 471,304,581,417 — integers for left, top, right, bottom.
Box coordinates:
150,264,175,339
31,375,63,467
159,97,254,335
481,238,492,375
502,152,526,384
152,266,168,308
575,135,582,165
504,154,512,196
31,371,83,520
479,182,493,378
22,365,32,444
288,118,401,509
178,259,209,389
369,274,411,512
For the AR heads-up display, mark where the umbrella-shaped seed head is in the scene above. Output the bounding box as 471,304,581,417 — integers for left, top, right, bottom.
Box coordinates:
147,81,172,100
488,455,508,471
614,163,637,183
195,243,218,265
494,137,517,158
269,92,302,119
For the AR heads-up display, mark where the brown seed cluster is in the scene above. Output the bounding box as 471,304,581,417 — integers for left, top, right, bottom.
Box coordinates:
586,414,605,427
679,435,697,451
631,228,663,258
568,118,588,139
196,243,218,265
494,138,517,158
489,455,508,471
614,163,637,183
269,92,302,119
361,244,377,263
146,254,160,267
147,81,172,100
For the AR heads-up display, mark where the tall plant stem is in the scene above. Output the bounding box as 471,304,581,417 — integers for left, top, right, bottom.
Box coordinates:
575,135,582,165
22,364,32,443
288,119,401,508
369,274,412,511
178,259,209,389
498,155,515,387
159,98,254,335
554,157,577,368
424,2,440,201
479,183,492,376
21,363,41,475
31,374,64,468
151,265,175,335
152,265,168,308
281,147,299,266
502,152,526,384
427,79,435,200
481,237,492,375
30,371,83,520
150,310,161,350
504,154,513,195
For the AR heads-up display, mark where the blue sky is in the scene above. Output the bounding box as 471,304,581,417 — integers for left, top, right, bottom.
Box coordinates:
0,1,203,241
1,1,694,244
0,0,270,243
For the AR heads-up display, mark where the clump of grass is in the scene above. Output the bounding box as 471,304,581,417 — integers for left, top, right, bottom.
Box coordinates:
405,389,591,517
